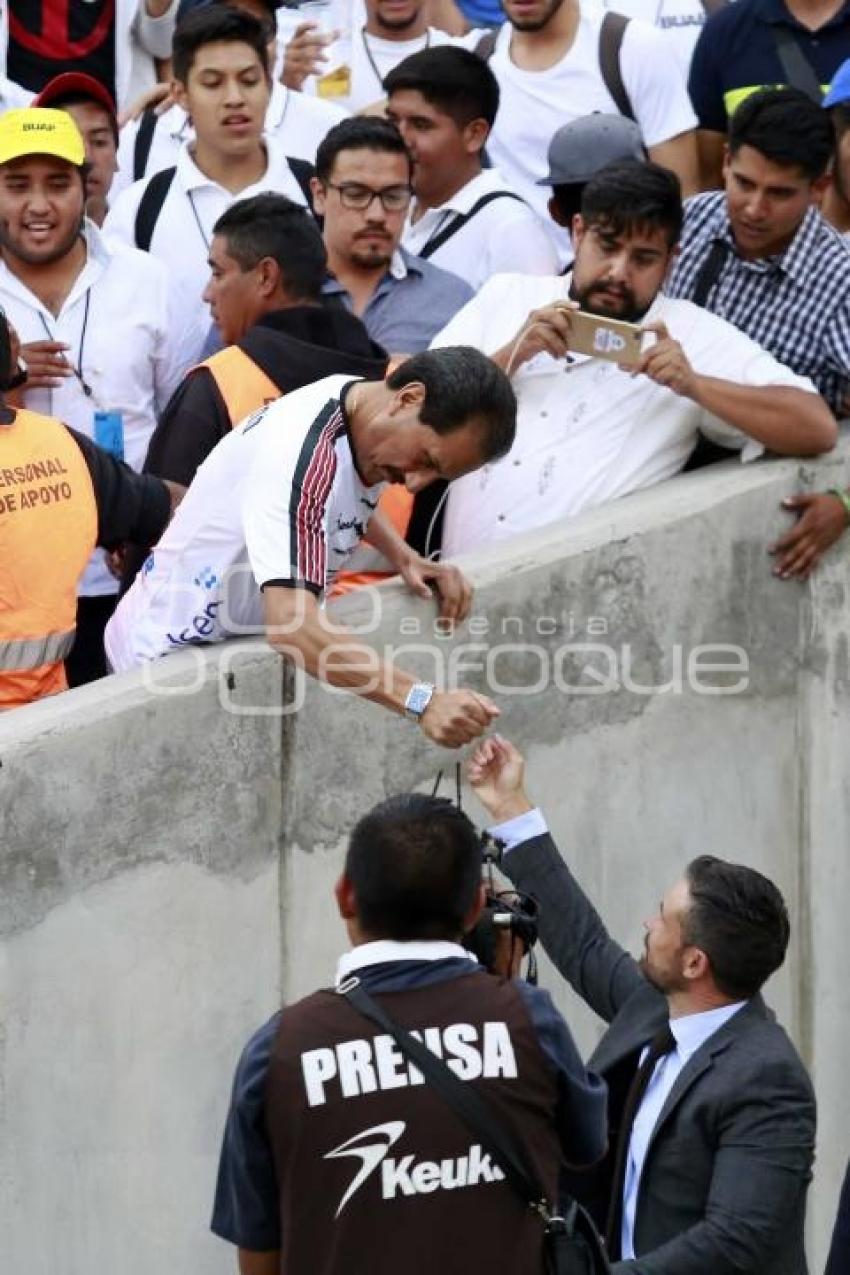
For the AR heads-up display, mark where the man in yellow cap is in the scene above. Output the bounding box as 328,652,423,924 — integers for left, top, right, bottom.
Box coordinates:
0,107,197,686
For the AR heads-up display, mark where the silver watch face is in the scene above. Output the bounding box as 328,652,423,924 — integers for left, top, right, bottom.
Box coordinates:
406,683,434,720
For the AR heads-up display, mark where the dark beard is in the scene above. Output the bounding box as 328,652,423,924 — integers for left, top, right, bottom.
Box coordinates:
568,279,651,324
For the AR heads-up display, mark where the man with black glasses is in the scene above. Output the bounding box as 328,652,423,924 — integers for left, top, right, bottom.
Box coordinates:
313,117,473,354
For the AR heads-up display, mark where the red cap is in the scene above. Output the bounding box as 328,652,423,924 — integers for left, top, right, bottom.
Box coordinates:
34,73,117,121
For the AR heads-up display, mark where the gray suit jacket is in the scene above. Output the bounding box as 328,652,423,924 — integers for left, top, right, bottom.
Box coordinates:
502,832,816,1275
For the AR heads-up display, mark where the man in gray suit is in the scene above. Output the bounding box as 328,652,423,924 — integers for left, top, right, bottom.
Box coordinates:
468,735,816,1275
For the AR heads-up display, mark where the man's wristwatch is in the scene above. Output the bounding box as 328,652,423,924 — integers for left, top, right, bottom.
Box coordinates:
403,682,435,723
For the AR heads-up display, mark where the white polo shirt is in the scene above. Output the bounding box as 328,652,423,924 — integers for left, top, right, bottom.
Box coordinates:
430,272,817,557
104,137,309,359
0,221,198,596
105,376,385,671
403,168,559,290
486,0,698,231
111,81,347,200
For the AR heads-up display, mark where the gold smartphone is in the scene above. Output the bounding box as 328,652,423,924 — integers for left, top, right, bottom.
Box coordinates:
558,307,644,367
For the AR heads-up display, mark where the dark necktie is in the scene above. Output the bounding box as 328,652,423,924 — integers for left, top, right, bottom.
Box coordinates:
605,1022,677,1259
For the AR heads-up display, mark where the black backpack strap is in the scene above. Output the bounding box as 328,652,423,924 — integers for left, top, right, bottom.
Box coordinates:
773,27,824,102
599,11,635,121
474,28,499,60
133,166,176,251
133,107,158,182
419,191,526,259
288,155,315,207
691,237,729,307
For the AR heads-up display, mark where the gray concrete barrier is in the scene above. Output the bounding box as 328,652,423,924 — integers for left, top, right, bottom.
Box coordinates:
2,443,849,1273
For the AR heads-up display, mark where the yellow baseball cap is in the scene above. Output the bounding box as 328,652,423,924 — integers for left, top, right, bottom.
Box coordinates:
0,107,85,167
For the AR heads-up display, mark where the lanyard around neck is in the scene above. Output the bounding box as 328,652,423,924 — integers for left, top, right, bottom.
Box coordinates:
360,25,431,86
38,288,93,398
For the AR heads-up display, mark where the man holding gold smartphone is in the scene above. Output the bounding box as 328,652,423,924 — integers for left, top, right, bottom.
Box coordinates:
430,160,837,557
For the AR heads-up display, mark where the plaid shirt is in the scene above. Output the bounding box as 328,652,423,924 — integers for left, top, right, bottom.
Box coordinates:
666,192,850,412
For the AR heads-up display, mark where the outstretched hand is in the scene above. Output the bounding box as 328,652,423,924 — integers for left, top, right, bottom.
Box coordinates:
467,735,532,822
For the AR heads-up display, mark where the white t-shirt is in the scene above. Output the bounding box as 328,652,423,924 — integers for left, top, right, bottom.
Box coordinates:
486,0,698,230
111,81,347,200
104,137,309,360
403,168,559,290
603,0,723,81
105,376,384,671
0,221,197,597
430,273,817,557
0,75,31,111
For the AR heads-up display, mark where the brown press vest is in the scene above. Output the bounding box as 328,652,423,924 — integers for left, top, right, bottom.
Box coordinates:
264,971,562,1275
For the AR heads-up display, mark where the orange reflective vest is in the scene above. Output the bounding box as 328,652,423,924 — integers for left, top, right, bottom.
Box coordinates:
199,345,281,427
0,409,98,710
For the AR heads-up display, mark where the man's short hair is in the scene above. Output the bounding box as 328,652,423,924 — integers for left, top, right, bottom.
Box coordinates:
172,6,270,84
213,193,326,300
386,346,517,462
683,856,791,1000
314,116,411,184
581,160,682,249
345,794,483,941
383,46,500,130
728,87,834,181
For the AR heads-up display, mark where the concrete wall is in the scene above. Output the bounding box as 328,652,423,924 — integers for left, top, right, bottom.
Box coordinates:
2,444,849,1273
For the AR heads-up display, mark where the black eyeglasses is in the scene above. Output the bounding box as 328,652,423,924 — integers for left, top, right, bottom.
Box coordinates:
325,181,412,212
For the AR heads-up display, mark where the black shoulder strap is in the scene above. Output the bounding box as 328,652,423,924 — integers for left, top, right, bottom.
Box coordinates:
288,155,315,208
340,978,545,1208
773,26,824,103
474,28,499,60
599,11,635,121
134,166,176,252
419,191,526,259
691,237,729,307
133,107,158,182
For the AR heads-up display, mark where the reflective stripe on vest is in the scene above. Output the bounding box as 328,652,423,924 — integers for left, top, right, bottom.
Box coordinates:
0,629,76,671
0,409,98,709
197,345,282,428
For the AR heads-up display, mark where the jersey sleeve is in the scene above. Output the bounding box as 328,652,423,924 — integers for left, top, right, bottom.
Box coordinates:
620,18,698,146
210,1013,283,1252
242,401,339,595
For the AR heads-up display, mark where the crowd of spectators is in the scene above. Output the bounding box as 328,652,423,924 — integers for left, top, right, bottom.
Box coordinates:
3,0,850,1268
4,0,850,709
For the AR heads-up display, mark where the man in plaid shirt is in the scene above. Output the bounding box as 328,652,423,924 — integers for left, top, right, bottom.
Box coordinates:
666,87,850,416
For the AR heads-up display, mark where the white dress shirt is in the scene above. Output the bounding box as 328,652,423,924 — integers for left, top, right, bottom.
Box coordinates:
431,271,816,558
104,136,309,359
403,168,558,291
0,221,198,595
